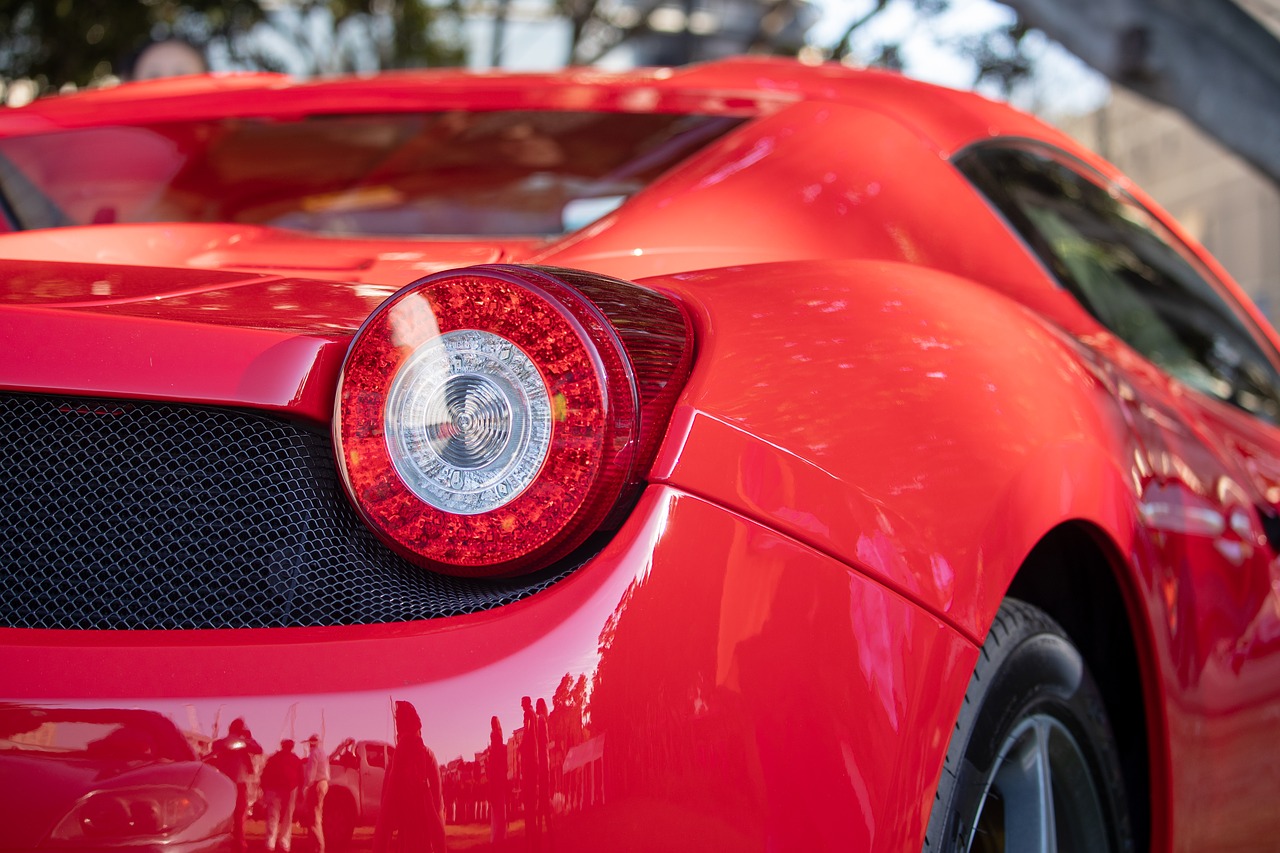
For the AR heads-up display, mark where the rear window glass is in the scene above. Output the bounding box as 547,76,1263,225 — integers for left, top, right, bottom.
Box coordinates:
0,111,744,237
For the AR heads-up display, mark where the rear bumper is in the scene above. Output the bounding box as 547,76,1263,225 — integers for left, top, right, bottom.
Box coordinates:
0,486,976,851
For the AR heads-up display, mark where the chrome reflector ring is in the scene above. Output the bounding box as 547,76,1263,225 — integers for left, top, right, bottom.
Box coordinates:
386,329,552,515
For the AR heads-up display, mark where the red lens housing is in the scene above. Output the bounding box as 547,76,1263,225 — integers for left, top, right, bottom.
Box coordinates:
336,265,691,577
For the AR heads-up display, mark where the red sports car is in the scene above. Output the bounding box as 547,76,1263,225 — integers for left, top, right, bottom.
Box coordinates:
1,57,1277,852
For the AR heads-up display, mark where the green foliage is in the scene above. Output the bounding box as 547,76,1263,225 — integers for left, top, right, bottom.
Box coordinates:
0,0,463,92
0,0,262,86
224,1,464,73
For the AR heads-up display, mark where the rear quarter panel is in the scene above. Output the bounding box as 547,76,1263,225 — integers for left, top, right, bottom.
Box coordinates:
645,258,1147,643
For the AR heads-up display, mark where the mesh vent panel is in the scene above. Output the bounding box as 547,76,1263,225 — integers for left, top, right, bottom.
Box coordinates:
0,394,575,629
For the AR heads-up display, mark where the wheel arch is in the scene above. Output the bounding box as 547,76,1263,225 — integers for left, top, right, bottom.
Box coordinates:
1006,521,1167,853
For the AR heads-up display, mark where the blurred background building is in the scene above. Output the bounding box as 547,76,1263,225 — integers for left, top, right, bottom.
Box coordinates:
1063,91,1280,317
1059,0,1280,318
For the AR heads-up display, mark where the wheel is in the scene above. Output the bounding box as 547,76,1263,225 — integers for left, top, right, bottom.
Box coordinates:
322,789,357,850
924,599,1133,852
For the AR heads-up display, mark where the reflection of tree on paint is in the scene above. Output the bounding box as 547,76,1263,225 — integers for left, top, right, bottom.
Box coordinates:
373,701,446,853
549,673,588,799
728,563,863,851
587,572,727,805
584,524,783,841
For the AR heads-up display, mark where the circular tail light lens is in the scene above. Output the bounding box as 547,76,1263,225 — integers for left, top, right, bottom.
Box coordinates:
385,327,553,515
336,265,688,577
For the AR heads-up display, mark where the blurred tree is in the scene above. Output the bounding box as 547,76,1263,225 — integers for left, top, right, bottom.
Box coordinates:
557,0,1025,88
0,0,463,93
225,0,465,74
832,0,1034,98
827,0,1280,185
562,0,816,66
0,0,258,87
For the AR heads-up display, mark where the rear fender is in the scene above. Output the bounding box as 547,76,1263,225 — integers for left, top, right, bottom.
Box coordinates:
644,259,1145,641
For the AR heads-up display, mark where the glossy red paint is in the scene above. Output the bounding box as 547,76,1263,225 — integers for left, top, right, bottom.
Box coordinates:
0,261,359,421
0,488,976,851
646,259,1136,638
0,57,1278,851
0,223,524,282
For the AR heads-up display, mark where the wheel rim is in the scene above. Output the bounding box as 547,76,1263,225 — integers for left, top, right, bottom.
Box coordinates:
967,713,1111,853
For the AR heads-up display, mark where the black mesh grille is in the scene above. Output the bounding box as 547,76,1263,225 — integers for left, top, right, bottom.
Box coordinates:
0,394,578,630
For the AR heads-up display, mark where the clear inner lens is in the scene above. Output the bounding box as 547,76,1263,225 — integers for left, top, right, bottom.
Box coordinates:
386,329,551,514
425,373,516,470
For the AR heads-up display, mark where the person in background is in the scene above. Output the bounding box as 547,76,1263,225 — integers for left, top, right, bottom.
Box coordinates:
261,738,304,853
534,698,552,841
489,716,508,843
303,734,330,853
128,38,207,81
373,701,446,853
206,718,263,853
519,696,539,850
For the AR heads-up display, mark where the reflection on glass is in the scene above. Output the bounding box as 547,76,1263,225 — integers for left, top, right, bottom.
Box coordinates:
0,112,745,238
960,144,1280,424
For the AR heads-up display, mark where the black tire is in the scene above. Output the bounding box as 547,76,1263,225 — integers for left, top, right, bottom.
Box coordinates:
322,789,357,850
924,599,1133,852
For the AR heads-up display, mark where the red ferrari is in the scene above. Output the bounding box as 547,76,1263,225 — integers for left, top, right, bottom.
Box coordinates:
1,57,1277,852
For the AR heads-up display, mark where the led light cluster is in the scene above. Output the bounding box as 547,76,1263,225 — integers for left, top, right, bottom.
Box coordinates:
336,266,647,577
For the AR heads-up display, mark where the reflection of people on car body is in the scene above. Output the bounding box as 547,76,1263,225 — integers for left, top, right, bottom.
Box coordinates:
519,696,539,849
535,698,553,842
303,734,330,853
262,738,304,853
489,715,508,842
206,718,262,853
373,700,446,852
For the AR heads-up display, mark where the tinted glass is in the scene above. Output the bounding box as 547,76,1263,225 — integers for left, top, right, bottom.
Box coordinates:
959,144,1280,424
0,111,744,237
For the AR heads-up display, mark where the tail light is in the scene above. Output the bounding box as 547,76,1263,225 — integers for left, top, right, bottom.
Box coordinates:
335,265,692,577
